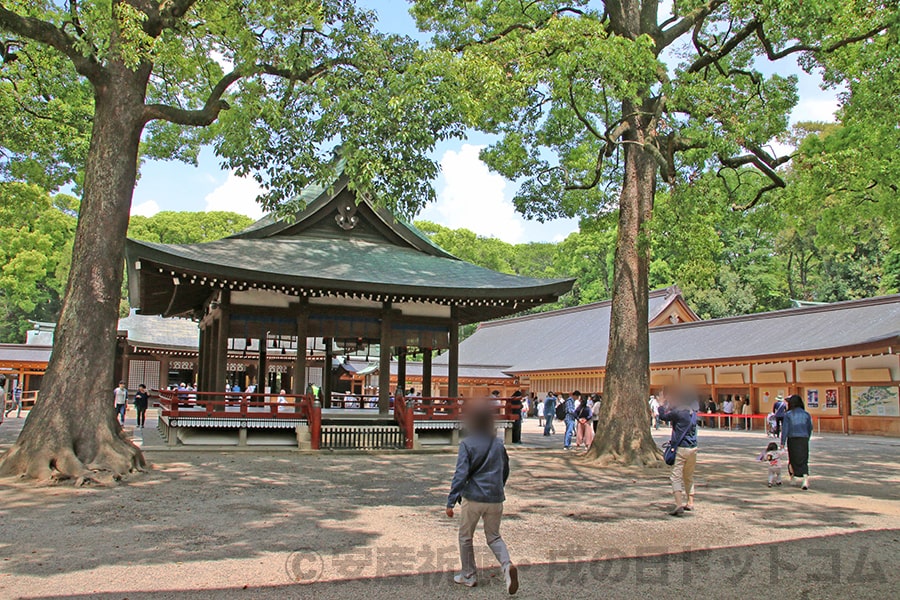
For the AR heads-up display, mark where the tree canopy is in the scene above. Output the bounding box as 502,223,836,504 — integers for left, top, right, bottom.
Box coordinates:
127,210,254,244
0,182,77,342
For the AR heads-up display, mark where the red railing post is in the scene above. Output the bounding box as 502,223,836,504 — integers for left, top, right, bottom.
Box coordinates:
301,394,321,450
409,398,417,449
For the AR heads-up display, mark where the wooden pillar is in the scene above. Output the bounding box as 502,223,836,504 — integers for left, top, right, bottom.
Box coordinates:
323,337,333,408
292,313,308,395
214,291,230,394
397,346,407,395
422,347,433,398
791,360,798,395
841,356,850,434
258,334,267,392
159,355,170,390
203,324,212,391
197,325,206,392
448,308,459,398
378,303,392,414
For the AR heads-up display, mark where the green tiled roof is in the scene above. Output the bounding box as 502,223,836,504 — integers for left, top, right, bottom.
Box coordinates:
129,233,571,297
125,164,574,321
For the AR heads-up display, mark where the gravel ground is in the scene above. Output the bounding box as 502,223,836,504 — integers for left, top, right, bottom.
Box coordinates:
1,412,898,599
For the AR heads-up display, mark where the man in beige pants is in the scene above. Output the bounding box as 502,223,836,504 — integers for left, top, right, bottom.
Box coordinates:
659,389,699,517
446,403,518,595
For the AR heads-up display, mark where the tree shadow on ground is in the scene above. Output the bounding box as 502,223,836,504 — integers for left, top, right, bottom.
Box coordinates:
21,529,899,600
0,426,897,582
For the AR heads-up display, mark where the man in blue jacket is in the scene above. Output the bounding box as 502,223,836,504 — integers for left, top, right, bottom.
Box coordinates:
447,402,518,595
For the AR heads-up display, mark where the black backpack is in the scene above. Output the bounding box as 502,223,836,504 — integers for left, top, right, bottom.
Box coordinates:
555,402,567,421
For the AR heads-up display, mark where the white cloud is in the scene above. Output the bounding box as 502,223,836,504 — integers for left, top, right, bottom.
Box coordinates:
791,97,840,123
203,173,266,220
131,199,160,217
420,144,526,243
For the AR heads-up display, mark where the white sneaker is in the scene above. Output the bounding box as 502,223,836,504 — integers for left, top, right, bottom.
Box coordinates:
504,564,519,595
801,476,809,490
453,573,477,587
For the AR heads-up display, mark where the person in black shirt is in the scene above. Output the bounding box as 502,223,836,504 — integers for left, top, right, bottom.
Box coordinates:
134,384,150,429
509,391,523,444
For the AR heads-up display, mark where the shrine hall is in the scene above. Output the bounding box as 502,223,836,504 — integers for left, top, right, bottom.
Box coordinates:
124,167,573,447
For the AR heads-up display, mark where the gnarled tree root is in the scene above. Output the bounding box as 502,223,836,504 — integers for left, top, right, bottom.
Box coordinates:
0,431,145,486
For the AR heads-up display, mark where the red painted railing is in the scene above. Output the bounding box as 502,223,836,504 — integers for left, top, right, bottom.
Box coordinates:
393,396,522,449
156,390,322,447
155,391,521,450
393,396,415,449
408,396,521,421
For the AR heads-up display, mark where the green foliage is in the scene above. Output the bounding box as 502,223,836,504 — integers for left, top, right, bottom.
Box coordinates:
127,211,254,244
0,43,93,190
1,1,466,215
0,182,77,341
414,220,559,278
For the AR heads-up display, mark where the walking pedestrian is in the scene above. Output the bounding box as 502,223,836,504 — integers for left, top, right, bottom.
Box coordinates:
658,389,699,517
446,402,518,594
757,441,787,487
542,392,556,436
563,391,578,450
134,384,149,428
5,381,22,418
114,381,128,425
781,394,813,490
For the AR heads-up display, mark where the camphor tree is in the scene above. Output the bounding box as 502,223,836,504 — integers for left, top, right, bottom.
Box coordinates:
412,0,896,464
0,0,460,482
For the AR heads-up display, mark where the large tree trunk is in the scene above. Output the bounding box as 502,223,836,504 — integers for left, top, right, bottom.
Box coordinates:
586,100,660,465
0,64,150,483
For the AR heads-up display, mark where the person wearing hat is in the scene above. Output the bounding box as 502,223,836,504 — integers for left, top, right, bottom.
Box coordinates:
772,394,788,437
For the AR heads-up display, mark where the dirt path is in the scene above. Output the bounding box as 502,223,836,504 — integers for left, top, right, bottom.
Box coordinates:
1,415,898,599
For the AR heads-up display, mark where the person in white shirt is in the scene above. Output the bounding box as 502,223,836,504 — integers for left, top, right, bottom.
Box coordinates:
649,396,660,430
113,381,128,425
277,389,292,413
722,397,735,430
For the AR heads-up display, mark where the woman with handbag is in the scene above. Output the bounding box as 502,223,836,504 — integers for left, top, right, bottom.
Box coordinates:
658,389,699,517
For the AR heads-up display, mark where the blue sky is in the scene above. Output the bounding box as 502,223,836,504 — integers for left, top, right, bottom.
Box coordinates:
130,1,841,243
